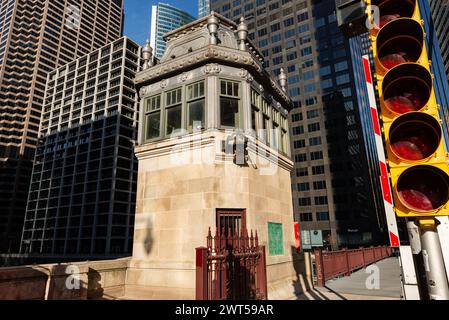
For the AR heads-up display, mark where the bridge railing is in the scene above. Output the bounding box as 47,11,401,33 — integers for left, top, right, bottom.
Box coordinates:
314,246,393,287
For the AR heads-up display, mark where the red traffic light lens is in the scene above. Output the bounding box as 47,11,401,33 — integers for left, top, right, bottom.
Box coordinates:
377,19,423,70
382,63,432,114
374,0,416,28
390,113,441,161
397,166,449,212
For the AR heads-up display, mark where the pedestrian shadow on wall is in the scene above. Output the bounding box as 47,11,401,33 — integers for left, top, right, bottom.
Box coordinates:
87,268,104,300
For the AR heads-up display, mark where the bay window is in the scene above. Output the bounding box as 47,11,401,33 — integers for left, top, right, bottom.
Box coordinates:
165,88,182,136
144,94,161,140
220,80,240,128
187,81,205,131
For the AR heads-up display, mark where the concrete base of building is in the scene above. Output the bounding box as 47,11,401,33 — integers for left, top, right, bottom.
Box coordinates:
123,285,194,300
0,256,310,300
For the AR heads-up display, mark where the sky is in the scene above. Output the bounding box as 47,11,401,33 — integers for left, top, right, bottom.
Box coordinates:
124,0,199,45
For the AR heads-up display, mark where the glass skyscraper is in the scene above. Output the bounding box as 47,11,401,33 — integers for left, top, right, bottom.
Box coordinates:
199,0,211,18
428,0,449,84
210,0,387,248
150,3,196,59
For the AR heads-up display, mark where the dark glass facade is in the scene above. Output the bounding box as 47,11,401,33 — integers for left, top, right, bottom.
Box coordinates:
20,38,140,259
210,0,387,248
0,0,124,254
420,0,449,149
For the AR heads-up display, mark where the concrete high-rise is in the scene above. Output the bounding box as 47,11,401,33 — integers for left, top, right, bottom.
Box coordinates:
199,0,211,17
0,0,124,253
20,37,141,259
210,0,387,248
150,3,196,59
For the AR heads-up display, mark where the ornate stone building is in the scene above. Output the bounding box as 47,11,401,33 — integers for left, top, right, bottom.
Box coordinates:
129,13,304,299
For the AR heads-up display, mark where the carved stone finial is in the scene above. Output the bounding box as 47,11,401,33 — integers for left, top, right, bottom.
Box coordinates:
142,40,154,70
207,12,219,45
279,68,287,92
237,16,248,51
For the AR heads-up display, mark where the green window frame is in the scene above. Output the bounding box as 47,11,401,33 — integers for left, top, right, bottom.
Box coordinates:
220,79,241,128
280,116,289,155
186,81,205,132
261,98,271,145
272,108,281,150
144,94,161,140
250,89,261,132
268,222,284,256
165,87,182,136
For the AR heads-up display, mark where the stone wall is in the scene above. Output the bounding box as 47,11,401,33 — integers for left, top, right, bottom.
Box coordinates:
0,258,129,300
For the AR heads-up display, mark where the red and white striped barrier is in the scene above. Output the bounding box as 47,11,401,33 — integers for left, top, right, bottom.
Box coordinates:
362,55,400,247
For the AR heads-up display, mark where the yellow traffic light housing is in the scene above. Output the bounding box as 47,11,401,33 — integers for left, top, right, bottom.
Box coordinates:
391,165,449,216
374,19,426,76
367,0,449,217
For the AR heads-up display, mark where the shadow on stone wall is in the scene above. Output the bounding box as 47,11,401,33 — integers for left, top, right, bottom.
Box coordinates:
289,246,327,300
0,259,128,300
87,268,104,300
0,266,48,300
144,219,154,256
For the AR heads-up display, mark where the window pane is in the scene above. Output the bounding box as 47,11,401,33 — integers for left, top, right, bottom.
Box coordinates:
199,82,204,96
166,88,181,106
220,97,239,127
263,116,270,144
146,112,160,139
145,95,160,112
221,81,226,95
187,86,193,100
251,107,258,131
166,105,182,135
233,82,239,96
227,82,233,95
188,99,205,131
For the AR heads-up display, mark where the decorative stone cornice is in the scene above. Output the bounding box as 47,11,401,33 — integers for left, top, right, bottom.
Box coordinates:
202,63,222,74
135,45,291,109
239,69,254,83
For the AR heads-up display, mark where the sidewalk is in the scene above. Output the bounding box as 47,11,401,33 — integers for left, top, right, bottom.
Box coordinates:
294,257,402,300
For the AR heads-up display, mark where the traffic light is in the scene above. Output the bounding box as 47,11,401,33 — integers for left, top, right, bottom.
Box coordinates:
368,0,449,217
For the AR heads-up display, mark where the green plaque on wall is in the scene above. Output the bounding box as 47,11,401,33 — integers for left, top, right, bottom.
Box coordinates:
268,222,284,256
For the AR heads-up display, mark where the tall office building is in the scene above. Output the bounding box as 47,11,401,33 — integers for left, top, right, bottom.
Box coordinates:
150,3,196,59
20,37,141,259
428,0,449,82
423,0,449,146
199,0,211,17
0,0,124,253
210,0,387,248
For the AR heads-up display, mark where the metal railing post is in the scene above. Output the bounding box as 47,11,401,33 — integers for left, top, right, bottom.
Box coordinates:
361,247,366,269
258,246,268,300
344,248,350,276
314,248,325,287
196,247,208,300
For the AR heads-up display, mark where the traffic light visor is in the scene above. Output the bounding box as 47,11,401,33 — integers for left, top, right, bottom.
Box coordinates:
390,112,441,161
376,18,424,70
382,63,432,114
397,166,449,213
373,0,416,28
